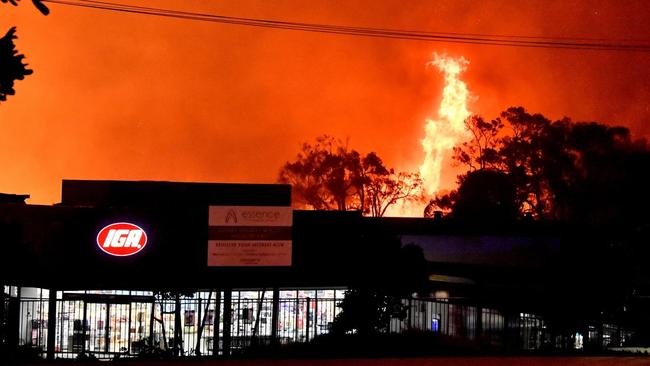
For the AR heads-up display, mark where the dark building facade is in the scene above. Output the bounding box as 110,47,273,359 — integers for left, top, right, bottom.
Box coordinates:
0,180,631,359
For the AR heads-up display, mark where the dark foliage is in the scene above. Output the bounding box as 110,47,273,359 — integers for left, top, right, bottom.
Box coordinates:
429,106,650,226
2,343,44,364
449,169,518,223
0,27,32,103
0,0,48,103
1,0,49,15
331,233,428,335
279,135,422,216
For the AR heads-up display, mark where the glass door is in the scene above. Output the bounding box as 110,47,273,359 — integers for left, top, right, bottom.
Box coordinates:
83,302,131,354
129,302,152,354
57,293,155,358
107,303,130,353
84,303,107,353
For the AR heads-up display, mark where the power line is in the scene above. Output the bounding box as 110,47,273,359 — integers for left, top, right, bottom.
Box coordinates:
42,0,650,52
47,0,650,51
77,0,650,44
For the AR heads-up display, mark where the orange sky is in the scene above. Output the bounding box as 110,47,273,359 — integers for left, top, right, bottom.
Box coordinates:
1,0,650,204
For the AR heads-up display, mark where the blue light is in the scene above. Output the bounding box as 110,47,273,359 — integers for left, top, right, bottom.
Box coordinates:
432,318,439,332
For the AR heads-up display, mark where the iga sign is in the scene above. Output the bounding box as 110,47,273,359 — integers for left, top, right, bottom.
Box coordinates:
97,222,148,257
208,206,292,267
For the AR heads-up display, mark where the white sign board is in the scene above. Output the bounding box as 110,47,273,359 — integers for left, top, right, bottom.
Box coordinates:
207,206,292,266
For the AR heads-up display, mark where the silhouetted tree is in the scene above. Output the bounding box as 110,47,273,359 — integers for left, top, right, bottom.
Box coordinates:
448,169,518,223
453,114,503,171
498,107,573,219
331,234,428,335
427,106,650,224
279,135,362,210
0,0,48,102
279,135,422,216
0,27,32,102
361,153,423,217
561,122,649,225
331,289,405,336
1,0,49,15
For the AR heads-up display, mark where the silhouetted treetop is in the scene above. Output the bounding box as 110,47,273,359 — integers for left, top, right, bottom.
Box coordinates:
331,233,428,335
0,0,49,103
427,106,650,225
449,169,518,223
279,135,422,216
1,0,49,15
0,27,33,103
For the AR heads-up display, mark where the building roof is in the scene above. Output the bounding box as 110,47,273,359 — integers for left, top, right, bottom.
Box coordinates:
0,193,29,204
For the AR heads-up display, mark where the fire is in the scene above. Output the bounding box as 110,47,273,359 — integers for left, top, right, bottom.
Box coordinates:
387,53,474,217
419,53,473,196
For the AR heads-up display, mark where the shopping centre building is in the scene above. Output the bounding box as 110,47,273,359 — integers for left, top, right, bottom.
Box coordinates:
0,180,629,359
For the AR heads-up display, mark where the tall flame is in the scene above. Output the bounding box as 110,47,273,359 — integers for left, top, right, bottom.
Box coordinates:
419,53,472,195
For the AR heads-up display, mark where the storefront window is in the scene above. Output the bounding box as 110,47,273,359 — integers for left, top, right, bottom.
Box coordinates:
11,287,347,358
15,287,49,357
7,286,19,298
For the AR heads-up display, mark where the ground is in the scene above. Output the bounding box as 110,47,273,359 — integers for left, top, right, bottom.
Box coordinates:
29,357,650,366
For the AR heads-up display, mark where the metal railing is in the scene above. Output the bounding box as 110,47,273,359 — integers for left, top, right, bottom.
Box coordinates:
1,295,9,350
42,293,343,359
2,291,622,359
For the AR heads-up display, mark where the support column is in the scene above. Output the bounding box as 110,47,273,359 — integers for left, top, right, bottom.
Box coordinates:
212,290,221,357
173,294,181,357
270,288,279,347
7,287,21,350
46,289,57,360
597,323,604,350
0,283,5,352
305,297,311,343
148,301,154,349
407,298,413,330
81,301,87,354
222,289,232,357
476,306,483,340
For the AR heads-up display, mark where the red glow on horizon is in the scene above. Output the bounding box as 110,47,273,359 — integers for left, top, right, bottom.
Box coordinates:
1,1,649,205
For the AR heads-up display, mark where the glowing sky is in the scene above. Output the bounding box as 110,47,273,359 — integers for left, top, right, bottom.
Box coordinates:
1,0,649,204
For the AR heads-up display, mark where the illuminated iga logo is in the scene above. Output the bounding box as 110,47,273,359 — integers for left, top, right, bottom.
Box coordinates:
96,222,147,257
